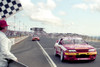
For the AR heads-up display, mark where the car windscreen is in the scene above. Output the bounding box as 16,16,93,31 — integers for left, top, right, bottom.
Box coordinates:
63,40,74,44
63,39,86,44
73,39,86,44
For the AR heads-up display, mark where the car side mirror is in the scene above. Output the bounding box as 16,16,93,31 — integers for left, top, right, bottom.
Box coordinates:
59,41,63,45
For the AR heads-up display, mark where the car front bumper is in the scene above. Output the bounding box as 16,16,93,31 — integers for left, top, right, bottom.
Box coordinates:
64,52,97,61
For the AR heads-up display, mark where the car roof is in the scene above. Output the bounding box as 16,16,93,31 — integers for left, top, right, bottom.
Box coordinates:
62,37,83,40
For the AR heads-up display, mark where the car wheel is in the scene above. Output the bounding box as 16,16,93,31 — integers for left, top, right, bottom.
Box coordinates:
60,50,64,62
54,48,57,56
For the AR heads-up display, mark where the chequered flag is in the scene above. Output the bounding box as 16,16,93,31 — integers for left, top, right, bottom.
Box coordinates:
0,0,23,19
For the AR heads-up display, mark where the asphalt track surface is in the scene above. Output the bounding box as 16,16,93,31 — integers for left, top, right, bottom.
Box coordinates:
11,36,100,67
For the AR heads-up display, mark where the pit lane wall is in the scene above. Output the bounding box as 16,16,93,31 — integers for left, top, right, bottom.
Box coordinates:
9,36,29,45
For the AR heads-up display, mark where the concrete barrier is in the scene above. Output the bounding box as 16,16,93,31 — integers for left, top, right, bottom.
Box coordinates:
10,36,29,45
10,38,15,45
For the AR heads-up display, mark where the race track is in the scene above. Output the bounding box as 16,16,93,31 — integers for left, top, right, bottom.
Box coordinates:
11,36,100,67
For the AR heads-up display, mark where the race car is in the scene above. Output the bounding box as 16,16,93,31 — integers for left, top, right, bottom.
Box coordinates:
32,36,40,41
54,37,97,62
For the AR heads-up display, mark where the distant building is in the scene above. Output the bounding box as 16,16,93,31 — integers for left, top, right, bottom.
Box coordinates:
30,27,47,36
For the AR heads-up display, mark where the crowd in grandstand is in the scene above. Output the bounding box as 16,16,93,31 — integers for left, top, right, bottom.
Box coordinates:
6,30,32,38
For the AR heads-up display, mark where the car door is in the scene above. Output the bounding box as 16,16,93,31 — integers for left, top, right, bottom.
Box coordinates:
55,38,62,55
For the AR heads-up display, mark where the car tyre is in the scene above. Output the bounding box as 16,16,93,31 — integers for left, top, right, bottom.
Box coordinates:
60,50,64,62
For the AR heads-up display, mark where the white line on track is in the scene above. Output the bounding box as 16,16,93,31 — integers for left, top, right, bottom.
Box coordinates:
36,41,57,67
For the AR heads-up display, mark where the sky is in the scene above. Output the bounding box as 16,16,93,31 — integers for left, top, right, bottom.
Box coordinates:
7,0,100,36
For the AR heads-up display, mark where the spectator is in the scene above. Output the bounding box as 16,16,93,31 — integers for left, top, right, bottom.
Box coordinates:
0,20,17,67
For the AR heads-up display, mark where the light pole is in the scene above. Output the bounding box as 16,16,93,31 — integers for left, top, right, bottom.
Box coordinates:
23,23,24,31
19,20,20,31
14,16,16,31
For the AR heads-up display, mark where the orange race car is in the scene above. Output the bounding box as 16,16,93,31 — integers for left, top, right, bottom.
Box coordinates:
54,37,97,62
32,36,40,41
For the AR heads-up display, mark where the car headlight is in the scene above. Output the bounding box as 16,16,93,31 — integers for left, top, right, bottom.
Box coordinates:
68,50,76,52
89,49,95,52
